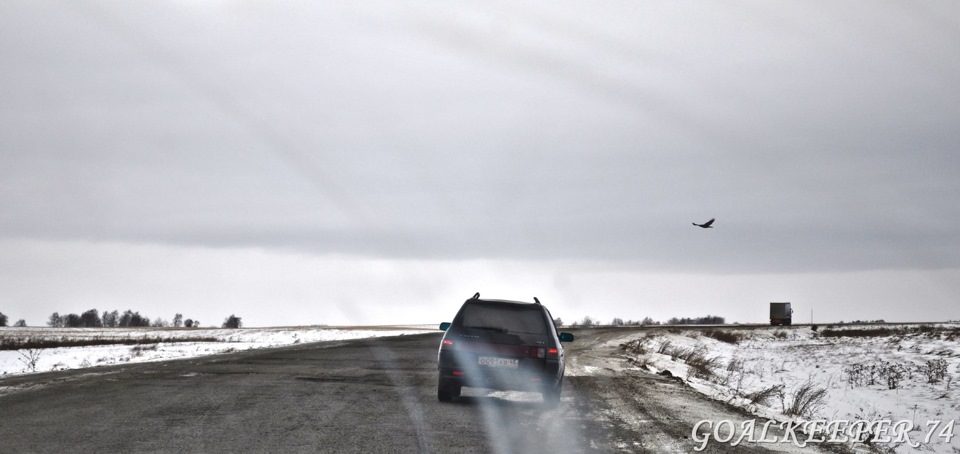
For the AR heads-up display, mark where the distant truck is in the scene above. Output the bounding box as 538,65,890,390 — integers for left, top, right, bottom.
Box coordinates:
770,302,793,326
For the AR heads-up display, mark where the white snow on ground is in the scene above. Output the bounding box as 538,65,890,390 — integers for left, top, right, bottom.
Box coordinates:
611,324,960,454
0,326,433,377
5,323,960,452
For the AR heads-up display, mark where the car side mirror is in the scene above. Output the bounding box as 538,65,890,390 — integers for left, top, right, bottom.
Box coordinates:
439,322,451,331
559,332,574,342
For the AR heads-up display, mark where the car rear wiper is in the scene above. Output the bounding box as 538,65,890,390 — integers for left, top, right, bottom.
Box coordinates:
463,325,509,333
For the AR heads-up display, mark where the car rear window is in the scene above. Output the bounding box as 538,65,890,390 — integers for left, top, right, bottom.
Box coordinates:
459,303,548,335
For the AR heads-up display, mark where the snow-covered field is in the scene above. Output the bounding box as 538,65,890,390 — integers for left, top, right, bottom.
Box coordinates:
617,323,960,453
0,326,433,377
4,323,959,452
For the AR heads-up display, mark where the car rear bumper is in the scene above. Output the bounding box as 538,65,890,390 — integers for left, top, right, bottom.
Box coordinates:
439,367,559,392
438,350,562,392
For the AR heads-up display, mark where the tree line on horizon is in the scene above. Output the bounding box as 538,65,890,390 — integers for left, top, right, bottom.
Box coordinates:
554,315,726,327
44,310,201,328
0,312,27,327
1,309,244,329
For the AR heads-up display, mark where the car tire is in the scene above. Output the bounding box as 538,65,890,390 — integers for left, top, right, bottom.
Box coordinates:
542,381,562,408
437,374,461,402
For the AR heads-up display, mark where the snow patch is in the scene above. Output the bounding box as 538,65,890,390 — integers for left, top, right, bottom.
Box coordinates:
0,326,431,377
615,324,960,454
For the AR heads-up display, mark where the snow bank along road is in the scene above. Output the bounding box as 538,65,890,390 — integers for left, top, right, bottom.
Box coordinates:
0,328,843,453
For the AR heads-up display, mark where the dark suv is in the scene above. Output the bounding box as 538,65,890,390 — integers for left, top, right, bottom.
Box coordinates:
437,293,574,406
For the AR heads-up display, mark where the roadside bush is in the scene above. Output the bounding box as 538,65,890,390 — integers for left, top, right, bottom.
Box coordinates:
131,344,159,357
0,336,219,351
702,330,744,344
17,349,43,373
823,325,960,340
820,327,895,338
845,362,901,388
920,359,948,384
622,336,656,355
844,359,948,389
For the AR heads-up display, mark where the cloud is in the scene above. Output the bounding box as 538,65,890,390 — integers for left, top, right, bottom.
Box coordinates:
1,0,958,278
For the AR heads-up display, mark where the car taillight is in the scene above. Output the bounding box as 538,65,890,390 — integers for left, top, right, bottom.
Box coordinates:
442,339,453,346
548,348,558,355
452,370,464,376
528,347,545,359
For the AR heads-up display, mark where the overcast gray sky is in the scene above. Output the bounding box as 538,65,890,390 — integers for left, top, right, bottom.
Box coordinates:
2,0,958,327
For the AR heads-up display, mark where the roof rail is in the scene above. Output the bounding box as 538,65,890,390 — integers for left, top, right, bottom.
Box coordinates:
471,292,480,299
533,297,541,305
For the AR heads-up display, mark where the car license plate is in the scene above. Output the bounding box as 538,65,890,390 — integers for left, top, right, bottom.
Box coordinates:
478,356,518,369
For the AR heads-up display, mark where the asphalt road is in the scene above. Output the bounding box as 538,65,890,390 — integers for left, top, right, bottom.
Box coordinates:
0,329,841,453
0,333,602,453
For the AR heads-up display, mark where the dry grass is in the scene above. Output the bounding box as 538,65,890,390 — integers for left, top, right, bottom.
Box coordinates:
0,336,220,351
745,384,783,406
681,347,720,379
702,330,744,344
820,325,960,339
820,327,896,338
784,380,828,417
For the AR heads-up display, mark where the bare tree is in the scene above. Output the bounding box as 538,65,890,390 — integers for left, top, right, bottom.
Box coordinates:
173,313,183,328
48,312,64,328
102,310,119,328
14,319,27,327
222,315,242,329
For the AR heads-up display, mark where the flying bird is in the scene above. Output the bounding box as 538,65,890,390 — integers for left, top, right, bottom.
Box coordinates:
693,218,715,228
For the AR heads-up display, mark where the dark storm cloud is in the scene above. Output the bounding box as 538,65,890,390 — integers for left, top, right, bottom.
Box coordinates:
2,0,959,273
